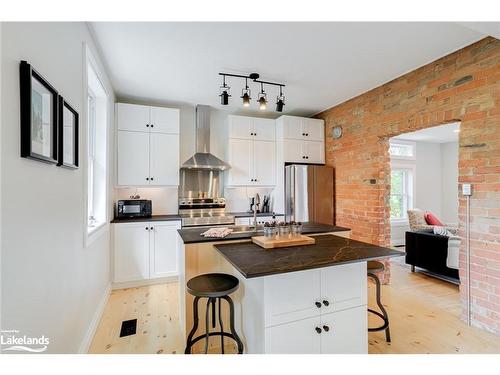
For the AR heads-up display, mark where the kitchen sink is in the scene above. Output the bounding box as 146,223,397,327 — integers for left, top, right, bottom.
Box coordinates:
229,225,264,234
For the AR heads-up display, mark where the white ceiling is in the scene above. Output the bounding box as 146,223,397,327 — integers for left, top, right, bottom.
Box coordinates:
90,22,486,117
394,122,460,143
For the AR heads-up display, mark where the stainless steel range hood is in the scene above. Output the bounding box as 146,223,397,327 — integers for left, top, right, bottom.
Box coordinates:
180,105,230,170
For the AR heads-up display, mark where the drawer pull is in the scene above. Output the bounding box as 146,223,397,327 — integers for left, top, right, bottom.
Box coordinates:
315,327,322,334
315,301,322,308
322,300,330,307
323,325,330,332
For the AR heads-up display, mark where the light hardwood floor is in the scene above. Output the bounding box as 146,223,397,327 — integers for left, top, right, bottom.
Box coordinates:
89,262,500,354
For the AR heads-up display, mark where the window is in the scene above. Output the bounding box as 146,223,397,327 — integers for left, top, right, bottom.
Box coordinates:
390,168,414,220
86,52,108,239
389,140,416,160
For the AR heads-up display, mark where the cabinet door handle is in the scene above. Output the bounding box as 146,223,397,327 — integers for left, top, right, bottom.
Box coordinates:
254,133,257,136
315,327,322,334
146,124,150,127
151,124,154,128
315,301,322,308
150,227,154,230
322,325,330,332
146,177,149,181
322,300,330,307
150,177,154,181
145,227,149,230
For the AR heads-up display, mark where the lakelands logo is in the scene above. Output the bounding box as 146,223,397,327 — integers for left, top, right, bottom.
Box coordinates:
1,330,49,353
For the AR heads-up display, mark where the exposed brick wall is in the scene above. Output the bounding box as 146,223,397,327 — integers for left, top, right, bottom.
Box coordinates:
316,37,500,334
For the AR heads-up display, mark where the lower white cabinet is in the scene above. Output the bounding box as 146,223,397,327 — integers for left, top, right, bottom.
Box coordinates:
114,220,180,283
263,262,367,353
265,306,367,354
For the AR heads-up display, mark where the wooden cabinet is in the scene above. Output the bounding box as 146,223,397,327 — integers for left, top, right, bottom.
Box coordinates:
227,117,276,187
116,103,180,187
114,220,181,283
263,262,367,353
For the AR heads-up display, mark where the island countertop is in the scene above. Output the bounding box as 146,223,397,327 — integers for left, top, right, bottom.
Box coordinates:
214,234,403,278
177,222,350,244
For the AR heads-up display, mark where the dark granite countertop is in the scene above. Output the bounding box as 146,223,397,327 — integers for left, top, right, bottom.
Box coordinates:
111,214,181,224
228,212,285,218
178,222,350,244
214,234,404,278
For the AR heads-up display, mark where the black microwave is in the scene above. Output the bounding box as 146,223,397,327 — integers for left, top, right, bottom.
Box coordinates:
116,200,152,218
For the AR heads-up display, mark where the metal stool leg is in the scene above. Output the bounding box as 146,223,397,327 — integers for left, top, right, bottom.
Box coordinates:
368,272,391,343
185,296,201,354
204,297,211,354
218,298,225,354
222,295,244,354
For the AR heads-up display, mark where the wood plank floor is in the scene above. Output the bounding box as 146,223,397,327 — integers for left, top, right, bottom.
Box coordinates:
89,262,500,354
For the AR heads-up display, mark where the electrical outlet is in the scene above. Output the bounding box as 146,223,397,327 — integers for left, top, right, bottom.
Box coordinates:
462,183,472,196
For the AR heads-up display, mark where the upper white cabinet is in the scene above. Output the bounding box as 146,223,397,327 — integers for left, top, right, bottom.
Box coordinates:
276,116,325,164
116,103,180,186
226,115,276,187
114,220,181,283
117,103,179,133
228,115,275,141
279,116,324,142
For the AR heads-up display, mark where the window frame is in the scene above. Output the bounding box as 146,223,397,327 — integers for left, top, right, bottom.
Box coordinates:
389,139,416,161
390,162,416,225
83,44,110,248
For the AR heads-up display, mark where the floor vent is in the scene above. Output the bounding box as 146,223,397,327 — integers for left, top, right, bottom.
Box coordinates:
119,319,137,337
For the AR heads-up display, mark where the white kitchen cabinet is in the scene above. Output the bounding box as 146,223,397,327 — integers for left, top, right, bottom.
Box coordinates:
150,133,180,186
320,306,367,354
265,315,321,354
228,115,275,141
117,103,179,134
234,217,250,226
227,138,276,187
114,222,150,283
264,269,321,327
114,220,181,283
116,103,151,132
150,106,180,134
282,139,325,164
253,140,276,185
279,115,324,142
116,103,180,187
117,131,150,186
150,222,180,279
320,262,367,315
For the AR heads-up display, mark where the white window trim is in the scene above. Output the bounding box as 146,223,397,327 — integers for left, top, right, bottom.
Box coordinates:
390,161,416,225
389,139,417,161
83,43,110,248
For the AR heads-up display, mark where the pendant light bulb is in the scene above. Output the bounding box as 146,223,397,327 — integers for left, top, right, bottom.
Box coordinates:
258,83,267,110
241,78,251,107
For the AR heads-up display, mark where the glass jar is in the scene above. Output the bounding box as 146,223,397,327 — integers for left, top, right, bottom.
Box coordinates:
290,224,303,237
278,225,290,238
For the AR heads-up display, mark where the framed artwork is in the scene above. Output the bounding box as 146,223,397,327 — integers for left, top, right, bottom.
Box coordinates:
57,97,79,169
20,60,59,164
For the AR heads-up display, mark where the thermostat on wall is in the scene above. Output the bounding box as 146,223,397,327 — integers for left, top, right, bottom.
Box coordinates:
462,183,472,196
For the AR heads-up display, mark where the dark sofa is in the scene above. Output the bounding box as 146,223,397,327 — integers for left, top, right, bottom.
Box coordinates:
405,231,459,280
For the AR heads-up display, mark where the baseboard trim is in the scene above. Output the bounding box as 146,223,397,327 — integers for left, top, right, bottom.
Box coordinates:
112,276,178,290
79,283,111,354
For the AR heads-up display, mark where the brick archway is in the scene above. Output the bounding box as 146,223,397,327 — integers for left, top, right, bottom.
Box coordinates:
316,37,500,334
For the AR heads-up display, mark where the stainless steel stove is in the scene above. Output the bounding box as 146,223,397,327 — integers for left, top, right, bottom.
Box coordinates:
178,198,235,227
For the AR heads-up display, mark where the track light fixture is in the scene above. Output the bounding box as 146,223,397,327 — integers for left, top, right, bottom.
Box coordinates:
219,75,231,105
276,85,285,112
218,72,285,112
257,83,267,110
241,78,251,107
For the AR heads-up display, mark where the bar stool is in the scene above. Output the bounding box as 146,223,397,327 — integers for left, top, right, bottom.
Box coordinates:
184,273,244,354
367,261,391,342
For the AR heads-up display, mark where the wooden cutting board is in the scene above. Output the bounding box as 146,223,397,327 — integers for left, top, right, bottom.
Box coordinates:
251,235,316,249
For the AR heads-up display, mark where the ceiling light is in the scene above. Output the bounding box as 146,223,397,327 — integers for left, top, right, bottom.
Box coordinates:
257,83,267,110
219,75,231,105
241,78,251,107
276,85,285,112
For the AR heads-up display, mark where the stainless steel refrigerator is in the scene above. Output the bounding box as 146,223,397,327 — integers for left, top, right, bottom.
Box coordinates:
285,165,335,225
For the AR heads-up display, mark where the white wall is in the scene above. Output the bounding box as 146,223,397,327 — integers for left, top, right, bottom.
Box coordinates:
1,22,115,353
440,142,459,225
415,142,442,218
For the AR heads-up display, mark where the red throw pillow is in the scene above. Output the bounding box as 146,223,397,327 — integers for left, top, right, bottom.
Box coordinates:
425,212,444,226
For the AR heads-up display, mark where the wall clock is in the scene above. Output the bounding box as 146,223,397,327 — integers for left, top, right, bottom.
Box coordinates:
332,126,343,139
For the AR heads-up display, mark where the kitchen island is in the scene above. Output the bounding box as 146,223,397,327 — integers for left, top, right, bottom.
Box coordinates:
177,224,402,354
